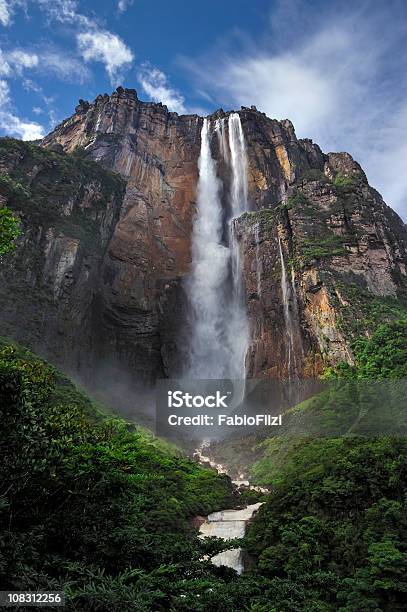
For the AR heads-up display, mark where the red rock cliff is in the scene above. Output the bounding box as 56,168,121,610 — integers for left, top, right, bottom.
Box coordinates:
1,86,405,396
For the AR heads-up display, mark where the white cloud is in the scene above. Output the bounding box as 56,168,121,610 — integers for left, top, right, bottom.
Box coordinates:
1,48,38,77
0,78,44,139
0,0,28,27
36,0,134,83
0,50,11,76
118,0,134,13
0,79,9,104
1,111,44,139
138,63,186,113
183,3,407,219
40,50,90,82
37,0,90,28
0,0,11,26
1,44,90,83
77,30,134,84
7,50,38,73
23,78,43,94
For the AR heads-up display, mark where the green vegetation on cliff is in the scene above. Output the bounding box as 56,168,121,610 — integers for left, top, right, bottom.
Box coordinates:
0,137,125,246
332,317,407,379
300,234,347,261
332,283,407,339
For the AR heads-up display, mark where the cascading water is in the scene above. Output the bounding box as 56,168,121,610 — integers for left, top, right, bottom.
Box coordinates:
185,118,230,378
227,219,250,383
254,223,262,299
185,114,250,387
227,114,250,384
278,237,297,378
215,117,229,164
290,266,300,319
228,113,248,216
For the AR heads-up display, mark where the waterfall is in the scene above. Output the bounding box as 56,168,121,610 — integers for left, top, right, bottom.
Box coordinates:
278,238,297,378
185,113,250,385
227,219,250,382
254,223,262,299
215,117,229,163
185,118,230,378
290,266,300,319
227,113,250,383
228,113,248,216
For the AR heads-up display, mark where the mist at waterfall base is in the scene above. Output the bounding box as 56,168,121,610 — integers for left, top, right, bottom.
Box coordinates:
83,359,157,426
156,379,407,450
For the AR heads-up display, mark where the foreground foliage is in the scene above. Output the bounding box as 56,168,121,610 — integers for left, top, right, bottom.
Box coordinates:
2,332,406,611
0,342,238,610
1,310,406,610
246,437,407,611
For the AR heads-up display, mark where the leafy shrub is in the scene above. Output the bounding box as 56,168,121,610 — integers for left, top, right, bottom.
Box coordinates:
301,169,329,182
0,207,21,255
285,190,310,208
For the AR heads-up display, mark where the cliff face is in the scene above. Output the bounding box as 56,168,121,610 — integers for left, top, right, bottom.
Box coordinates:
239,152,407,377
1,87,406,392
41,88,202,383
0,139,125,381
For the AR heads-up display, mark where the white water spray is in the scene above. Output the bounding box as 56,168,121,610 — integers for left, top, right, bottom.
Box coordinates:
227,219,250,382
186,114,250,383
290,266,300,320
227,113,250,382
254,223,262,299
278,237,297,377
215,117,229,163
186,118,230,378
228,113,248,216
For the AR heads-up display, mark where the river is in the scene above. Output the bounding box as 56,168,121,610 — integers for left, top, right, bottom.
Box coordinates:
194,442,268,574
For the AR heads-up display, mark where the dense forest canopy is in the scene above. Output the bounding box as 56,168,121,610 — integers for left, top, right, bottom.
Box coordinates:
1,315,407,610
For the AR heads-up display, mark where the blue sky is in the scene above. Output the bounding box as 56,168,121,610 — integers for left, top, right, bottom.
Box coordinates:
0,0,406,218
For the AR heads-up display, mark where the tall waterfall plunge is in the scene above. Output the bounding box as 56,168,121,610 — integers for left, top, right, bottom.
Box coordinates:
228,113,248,216
185,114,250,381
278,237,303,378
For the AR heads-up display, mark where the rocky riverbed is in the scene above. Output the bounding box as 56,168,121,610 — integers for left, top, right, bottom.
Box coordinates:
194,441,268,574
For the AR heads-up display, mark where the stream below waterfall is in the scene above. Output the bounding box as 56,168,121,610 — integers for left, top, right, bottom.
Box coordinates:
194,443,268,574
